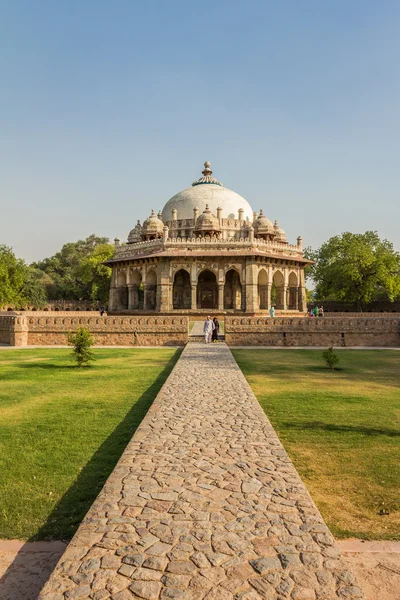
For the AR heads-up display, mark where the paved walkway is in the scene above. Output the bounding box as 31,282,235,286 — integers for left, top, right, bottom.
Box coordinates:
40,342,365,600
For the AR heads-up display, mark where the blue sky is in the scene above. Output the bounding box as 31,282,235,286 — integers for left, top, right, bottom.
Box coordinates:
1,1,399,262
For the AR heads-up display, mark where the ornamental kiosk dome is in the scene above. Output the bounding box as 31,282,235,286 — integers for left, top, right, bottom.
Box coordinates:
162,161,253,221
274,220,287,242
194,204,221,237
127,220,143,244
141,209,164,240
253,209,274,239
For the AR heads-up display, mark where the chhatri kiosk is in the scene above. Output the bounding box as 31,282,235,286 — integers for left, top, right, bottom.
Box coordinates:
108,161,309,315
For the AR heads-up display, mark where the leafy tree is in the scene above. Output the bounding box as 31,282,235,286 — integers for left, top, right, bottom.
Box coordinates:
34,235,113,303
67,327,95,367
304,232,400,310
0,245,27,307
21,267,48,308
80,243,114,302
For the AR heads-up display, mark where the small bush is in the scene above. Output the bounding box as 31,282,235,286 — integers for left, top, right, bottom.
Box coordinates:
322,347,340,370
67,327,95,367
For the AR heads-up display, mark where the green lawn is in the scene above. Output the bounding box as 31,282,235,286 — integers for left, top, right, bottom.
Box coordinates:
0,348,180,540
232,349,400,540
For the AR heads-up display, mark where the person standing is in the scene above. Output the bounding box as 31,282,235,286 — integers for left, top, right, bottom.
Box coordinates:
318,305,324,318
269,305,275,318
212,317,220,342
203,316,215,344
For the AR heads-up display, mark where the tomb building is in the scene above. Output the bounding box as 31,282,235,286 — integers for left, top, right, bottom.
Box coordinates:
107,161,310,314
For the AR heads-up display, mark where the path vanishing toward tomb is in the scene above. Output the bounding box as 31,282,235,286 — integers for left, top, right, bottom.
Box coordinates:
40,342,365,600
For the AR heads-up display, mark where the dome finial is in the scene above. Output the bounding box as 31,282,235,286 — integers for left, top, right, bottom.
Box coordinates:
203,161,212,176
192,160,222,187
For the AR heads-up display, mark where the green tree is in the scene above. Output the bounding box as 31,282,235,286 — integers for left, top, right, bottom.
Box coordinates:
304,231,400,310
322,347,340,370
67,327,95,367
21,267,48,308
34,235,113,303
80,243,114,303
0,245,26,307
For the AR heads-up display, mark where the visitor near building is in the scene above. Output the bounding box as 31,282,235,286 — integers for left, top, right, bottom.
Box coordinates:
269,306,275,318
318,306,324,317
204,316,215,343
313,306,319,318
212,317,220,342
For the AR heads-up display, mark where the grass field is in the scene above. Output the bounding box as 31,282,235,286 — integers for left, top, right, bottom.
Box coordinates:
233,350,400,539
232,349,400,540
0,348,180,540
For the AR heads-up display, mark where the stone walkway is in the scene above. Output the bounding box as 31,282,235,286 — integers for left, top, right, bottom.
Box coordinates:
40,342,365,600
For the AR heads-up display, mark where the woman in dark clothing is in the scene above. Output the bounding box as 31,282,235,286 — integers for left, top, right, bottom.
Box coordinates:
212,317,220,342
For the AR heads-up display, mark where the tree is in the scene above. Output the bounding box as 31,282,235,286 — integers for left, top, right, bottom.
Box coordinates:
304,232,400,310
21,267,48,308
67,327,95,367
322,347,340,370
34,235,113,303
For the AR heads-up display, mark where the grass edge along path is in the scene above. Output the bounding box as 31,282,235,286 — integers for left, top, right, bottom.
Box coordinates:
232,349,400,541
0,348,181,541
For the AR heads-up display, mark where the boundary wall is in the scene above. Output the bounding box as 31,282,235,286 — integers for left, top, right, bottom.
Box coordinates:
0,314,188,347
225,316,400,347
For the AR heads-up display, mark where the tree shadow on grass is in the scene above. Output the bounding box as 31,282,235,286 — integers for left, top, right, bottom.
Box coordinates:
283,421,400,437
0,350,181,599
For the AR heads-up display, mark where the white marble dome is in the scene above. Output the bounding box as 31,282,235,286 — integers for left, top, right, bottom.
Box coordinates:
161,161,253,222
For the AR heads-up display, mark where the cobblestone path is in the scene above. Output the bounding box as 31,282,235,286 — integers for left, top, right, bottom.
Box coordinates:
40,343,365,600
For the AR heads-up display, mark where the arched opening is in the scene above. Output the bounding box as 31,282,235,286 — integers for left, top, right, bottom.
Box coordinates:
173,269,191,309
288,272,298,310
224,269,242,310
117,270,128,310
197,269,217,310
273,270,284,310
258,269,268,309
146,270,157,310
130,270,144,310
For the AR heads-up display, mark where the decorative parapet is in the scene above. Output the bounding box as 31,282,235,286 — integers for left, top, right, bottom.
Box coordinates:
113,237,303,260
225,316,400,347
0,315,188,346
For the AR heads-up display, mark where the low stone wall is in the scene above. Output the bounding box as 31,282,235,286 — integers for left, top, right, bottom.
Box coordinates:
225,316,400,347
0,315,188,347
0,316,13,344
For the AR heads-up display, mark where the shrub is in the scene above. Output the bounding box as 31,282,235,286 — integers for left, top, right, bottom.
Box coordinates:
322,347,340,370
67,327,95,367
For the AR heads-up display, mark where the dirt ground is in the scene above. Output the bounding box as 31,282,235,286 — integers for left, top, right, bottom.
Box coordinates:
0,539,399,600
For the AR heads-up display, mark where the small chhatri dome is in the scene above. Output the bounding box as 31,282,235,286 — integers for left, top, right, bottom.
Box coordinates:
192,161,222,187
274,219,287,241
194,204,220,235
128,219,143,244
253,209,274,234
142,209,164,237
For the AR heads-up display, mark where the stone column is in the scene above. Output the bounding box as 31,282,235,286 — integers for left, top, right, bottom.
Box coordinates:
191,285,197,310
128,285,136,310
266,284,272,310
298,269,307,312
108,287,119,312
283,286,288,311
218,284,224,311
158,260,170,312
245,260,258,313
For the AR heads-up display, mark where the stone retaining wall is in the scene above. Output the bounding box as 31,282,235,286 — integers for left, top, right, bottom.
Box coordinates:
225,317,400,347
0,315,188,347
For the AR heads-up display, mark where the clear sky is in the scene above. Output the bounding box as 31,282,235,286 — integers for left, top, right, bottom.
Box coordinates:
1,1,399,262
